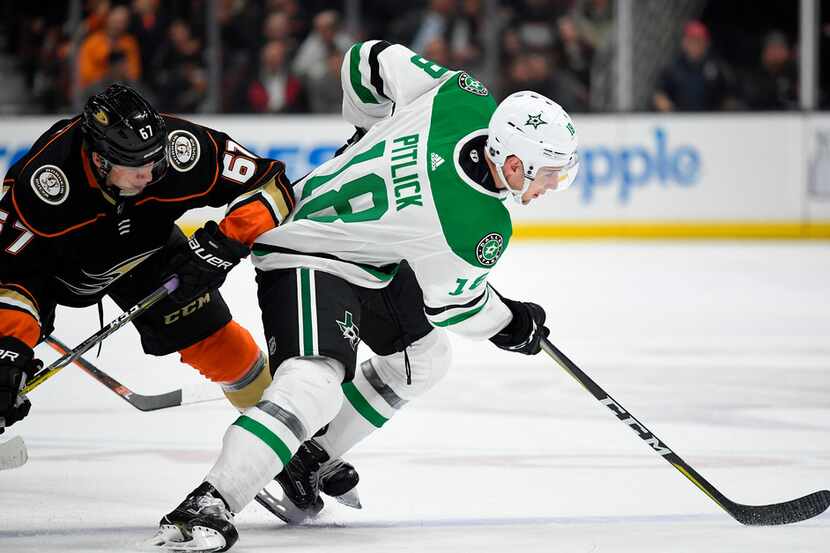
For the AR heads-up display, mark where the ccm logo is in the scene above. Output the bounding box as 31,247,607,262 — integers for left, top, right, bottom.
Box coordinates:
189,238,233,270
600,397,673,457
0,350,20,362
164,293,211,325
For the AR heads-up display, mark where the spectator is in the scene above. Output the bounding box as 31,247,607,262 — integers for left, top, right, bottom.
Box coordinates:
32,23,72,111
512,0,559,51
83,0,112,36
77,5,142,90
504,51,588,113
292,10,352,82
262,11,297,52
742,31,798,110
247,40,304,113
306,48,344,113
450,0,484,71
423,37,452,68
219,0,261,61
410,0,456,54
80,49,154,102
554,15,593,89
152,19,206,112
570,0,613,52
652,21,735,112
129,0,168,73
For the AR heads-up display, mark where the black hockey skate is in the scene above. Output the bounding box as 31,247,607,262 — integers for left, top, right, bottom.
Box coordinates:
147,482,238,553
255,439,361,524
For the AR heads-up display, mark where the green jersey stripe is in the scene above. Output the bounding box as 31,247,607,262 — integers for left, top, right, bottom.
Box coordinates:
342,381,389,428
300,268,315,355
349,43,380,105
233,415,293,465
430,291,490,327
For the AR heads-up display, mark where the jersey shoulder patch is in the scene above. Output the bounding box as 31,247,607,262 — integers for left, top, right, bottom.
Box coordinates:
457,72,489,97
6,119,107,237
29,164,70,205
166,128,201,173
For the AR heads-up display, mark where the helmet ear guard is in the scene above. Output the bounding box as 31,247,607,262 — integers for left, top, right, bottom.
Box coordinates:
486,90,579,203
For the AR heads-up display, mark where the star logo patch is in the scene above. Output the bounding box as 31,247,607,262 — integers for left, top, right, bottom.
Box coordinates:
336,311,361,350
525,113,547,130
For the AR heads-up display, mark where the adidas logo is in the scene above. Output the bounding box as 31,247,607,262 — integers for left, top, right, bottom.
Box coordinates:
430,152,445,171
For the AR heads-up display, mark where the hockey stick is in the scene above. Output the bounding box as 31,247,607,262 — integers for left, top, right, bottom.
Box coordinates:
21,276,179,395
43,335,184,412
540,337,830,526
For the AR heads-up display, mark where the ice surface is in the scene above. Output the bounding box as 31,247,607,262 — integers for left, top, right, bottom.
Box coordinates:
1,242,828,552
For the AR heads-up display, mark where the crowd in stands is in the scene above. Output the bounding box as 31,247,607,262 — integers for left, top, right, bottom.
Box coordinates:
0,0,812,114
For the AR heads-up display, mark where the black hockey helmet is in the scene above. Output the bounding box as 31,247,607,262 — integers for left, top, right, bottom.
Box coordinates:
82,83,168,182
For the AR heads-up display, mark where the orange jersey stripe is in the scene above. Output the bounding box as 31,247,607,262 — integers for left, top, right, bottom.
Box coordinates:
178,320,260,383
220,200,278,247
0,309,40,347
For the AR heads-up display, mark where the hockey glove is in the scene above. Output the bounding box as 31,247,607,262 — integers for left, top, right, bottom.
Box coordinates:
489,297,550,355
168,221,250,304
0,336,40,434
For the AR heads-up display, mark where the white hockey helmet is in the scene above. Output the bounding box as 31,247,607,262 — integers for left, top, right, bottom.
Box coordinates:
486,91,579,203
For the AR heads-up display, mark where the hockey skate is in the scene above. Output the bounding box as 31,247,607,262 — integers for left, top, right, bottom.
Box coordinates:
255,439,361,524
146,482,238,553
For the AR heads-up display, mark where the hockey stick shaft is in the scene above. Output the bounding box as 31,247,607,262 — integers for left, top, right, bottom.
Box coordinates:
44,335,185,412
540,337,830,525
22,276,179,394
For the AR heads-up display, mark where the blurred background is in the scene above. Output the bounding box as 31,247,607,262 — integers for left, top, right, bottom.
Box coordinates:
1,0,829,237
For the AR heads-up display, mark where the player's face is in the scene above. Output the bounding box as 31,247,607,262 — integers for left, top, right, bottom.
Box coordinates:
108,161,156,195
521,166,563,204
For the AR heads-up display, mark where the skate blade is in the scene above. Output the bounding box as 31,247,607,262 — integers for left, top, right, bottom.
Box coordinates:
143,524,227,553
332,488,362,509
255,486,321,525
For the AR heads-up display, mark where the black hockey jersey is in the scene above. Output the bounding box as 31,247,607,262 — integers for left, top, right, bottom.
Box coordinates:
0,115,294,346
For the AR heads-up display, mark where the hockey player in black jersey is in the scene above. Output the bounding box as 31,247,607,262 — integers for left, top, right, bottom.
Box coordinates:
0,84,296,432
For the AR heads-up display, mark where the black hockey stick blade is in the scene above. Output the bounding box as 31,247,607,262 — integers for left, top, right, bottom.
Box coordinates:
726,490,830,526
540,337,830,526
45,335,183,412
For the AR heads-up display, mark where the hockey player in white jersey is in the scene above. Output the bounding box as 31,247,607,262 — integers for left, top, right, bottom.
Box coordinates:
149,40,578,552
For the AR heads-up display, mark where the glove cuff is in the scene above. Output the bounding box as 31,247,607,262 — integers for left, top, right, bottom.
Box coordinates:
491,297,529,340
0,336,35,371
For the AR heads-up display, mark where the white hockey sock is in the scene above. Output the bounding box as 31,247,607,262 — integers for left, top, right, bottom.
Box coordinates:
205,356,345,512
317,330,450,459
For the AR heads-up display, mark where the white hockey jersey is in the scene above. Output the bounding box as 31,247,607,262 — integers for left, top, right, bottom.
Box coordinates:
247,41,513,340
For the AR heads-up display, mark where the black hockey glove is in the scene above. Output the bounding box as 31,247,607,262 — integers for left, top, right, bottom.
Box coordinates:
0,336,40,434
168,221,249,304
489,297,550,355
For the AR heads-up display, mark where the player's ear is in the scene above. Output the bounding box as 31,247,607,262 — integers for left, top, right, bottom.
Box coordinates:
505,155,522,178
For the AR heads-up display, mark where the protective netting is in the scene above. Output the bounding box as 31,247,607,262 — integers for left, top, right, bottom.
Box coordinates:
590,0,708,111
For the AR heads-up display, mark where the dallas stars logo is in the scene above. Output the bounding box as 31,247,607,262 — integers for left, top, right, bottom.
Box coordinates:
336,311,360,350
525,113,547,130
476,233,504,266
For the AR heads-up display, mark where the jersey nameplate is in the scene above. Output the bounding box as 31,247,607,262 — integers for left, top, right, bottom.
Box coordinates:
30,165,69,205
167,130,200,172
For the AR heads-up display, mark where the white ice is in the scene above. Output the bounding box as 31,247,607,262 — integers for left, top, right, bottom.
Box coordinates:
1,242,828,552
